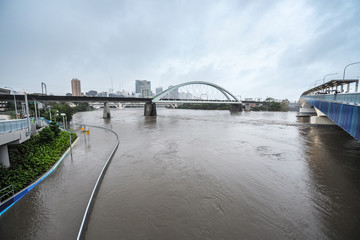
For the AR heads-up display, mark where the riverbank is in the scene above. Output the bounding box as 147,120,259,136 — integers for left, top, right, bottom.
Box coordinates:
0,128,77,199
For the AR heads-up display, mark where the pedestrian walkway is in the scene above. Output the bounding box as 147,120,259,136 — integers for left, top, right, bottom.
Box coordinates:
0,126,118,240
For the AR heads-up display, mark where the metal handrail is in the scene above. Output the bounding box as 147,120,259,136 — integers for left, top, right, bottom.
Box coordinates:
76,124,120,240
0,185,15,203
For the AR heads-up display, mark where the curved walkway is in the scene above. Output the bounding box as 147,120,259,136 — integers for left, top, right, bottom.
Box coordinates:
0,126,117,240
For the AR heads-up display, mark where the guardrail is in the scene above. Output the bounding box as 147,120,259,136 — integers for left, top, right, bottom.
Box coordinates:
0,185,14,203
302,92,360,105
76,124,120,240
0,119,28,134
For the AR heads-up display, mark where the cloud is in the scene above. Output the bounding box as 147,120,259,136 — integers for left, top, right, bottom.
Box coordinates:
0,0,359,99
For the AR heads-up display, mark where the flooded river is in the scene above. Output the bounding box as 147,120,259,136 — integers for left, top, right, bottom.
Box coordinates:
1,109,360,239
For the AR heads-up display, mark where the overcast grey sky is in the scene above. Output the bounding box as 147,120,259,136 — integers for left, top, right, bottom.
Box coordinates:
0,0,359,100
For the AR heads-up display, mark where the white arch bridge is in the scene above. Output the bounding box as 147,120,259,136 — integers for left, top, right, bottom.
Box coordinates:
145,81,242,115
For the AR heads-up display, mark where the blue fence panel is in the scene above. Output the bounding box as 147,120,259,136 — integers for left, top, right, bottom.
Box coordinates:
305,98,360,141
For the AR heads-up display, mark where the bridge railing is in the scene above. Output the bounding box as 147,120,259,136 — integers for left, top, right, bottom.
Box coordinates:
0,119,28,134
0,185,14,203
302,93,360,105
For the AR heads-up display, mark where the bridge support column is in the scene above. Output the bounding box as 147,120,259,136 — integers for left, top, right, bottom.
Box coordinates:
144,102,157,116
229,104,242,113
0,145,10,168
103,102,111,118
297,101,316,117
310,107,335,125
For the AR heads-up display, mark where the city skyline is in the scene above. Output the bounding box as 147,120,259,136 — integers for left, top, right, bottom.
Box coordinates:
1,0,360,101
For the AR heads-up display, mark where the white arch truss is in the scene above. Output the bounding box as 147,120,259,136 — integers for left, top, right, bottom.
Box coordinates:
152,81,241,104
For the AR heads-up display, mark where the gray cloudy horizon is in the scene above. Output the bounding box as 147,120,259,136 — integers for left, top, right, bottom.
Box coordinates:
0,0,359,100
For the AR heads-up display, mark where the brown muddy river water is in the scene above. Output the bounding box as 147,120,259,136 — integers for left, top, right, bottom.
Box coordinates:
1,109,360,239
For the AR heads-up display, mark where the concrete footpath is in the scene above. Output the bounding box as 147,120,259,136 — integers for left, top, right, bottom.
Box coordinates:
0,126,118,240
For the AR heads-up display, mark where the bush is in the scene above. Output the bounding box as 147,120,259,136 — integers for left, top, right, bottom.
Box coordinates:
0,131,77,194
49,121,60,137
38,127,54,143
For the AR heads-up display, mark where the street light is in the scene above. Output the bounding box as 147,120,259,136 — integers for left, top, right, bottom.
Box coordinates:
323,73,338,84
4,87,18,119
60,113,66,129
60,113,73,160
313,79,323,88
46,106,52,121
343,61,360,80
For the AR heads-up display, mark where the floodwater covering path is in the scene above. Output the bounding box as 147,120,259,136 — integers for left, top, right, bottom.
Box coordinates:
0,124,117,239
1,109,360,239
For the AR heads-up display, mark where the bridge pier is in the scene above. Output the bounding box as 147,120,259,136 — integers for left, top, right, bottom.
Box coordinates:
144,102,157,116
103,102,111,118
297,101,316,117
229,104,243,113
310,107,335,125
0,145,10,168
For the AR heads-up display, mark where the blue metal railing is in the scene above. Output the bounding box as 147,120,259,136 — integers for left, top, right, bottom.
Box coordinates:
0,119,28,134
302,93,360,105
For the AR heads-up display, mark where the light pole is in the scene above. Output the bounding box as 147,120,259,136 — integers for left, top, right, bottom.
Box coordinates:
343,61,360,80
323,73,338,84
313,79,323,88
24,91,31,135
60,113,66,129
47,106,52,121
4,87,18,119
61,113,73,160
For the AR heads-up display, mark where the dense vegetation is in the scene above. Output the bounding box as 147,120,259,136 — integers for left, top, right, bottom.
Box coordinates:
251,98,289,111
0,125,77,195
175,98,290,111
6,102,93,121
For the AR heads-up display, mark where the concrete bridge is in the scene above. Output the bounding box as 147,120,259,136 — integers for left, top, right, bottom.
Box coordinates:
299,79,360,141
0,119,30,167
0,81,242,117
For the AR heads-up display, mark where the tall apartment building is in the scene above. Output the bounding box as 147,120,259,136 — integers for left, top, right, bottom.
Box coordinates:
71,78,81,96
135,80,151,97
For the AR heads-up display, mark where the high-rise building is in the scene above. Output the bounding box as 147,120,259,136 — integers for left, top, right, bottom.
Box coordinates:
71,78,81,96
156,87,163,95
86,90,97,96
135,80,151,97
168,85,179,99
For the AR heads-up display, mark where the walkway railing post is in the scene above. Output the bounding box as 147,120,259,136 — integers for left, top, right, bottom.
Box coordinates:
24,92,31,135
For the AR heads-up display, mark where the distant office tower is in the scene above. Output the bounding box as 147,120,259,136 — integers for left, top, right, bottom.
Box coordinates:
86,90,97,96
156,87,163,95
135,80,151,97
71,78,81,96
168,85,179,99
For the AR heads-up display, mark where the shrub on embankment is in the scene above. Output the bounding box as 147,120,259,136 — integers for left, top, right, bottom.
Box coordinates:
0,127,77,195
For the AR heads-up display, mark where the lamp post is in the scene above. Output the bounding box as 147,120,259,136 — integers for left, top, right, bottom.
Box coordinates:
46,106,52,121
24,91,31,135
60,113,73,160
4,87,18,119
60,113,66,129
323,73,338,84
313,79,323,88
343,62,360,80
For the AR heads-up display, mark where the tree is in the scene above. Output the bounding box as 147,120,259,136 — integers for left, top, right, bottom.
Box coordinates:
280,99,290,112
38,127,54,143
264,97,281,111
49,121,60,137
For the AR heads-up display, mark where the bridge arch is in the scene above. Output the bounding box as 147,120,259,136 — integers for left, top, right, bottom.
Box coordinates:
152,81,241,104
